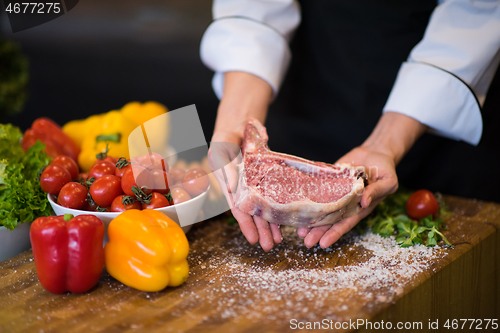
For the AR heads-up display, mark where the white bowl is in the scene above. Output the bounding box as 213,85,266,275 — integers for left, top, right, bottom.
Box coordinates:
0,223,32,262
48,187,208,245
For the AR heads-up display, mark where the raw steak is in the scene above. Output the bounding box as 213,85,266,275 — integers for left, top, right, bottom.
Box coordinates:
233,118,367,227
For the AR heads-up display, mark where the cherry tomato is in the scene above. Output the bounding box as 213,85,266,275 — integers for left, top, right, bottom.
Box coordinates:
171,188,191,205
89,204,111,212
89,160,115,180
131,153,147,165
115,164,131,178
101,156,118,164
406,189,439,220
39,164,71,195
134,152,169,172
82,199,97,211
115,158,132,178
78,172,88,181
169,167,186,184
111,195,142,212
170,183,183,189
57,182,88,209
121,166,154,197
51,156,79,180
142,192,170,209
182,168,209,197
150,169,170,194
89,174,123,207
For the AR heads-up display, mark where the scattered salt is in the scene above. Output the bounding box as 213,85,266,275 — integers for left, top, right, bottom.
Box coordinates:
186,223,447,323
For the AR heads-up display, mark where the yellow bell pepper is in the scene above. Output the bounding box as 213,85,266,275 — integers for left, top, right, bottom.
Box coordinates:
104,209,189,292
78,111,137,171
121,101,168,126
62,113,105,147
63,101,170,171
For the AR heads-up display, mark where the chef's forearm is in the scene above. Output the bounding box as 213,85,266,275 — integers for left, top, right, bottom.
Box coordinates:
362,112,427,165
212,71,273,143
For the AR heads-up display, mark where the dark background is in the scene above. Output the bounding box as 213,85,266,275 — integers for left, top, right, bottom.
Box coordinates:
1,0,219,142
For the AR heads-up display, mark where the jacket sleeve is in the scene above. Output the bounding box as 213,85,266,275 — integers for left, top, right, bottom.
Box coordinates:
200,0,301,99
383,0,500,145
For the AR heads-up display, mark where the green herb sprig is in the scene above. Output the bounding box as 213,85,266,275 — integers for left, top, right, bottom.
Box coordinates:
361,190,453,248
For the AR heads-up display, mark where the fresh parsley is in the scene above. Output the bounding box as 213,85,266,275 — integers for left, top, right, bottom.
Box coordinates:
361,190,453,248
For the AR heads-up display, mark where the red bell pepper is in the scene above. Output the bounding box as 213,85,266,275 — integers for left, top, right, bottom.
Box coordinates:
22,117,81,162
30,214,104,294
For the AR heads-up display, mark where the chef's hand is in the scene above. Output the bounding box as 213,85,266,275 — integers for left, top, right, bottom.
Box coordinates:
209,71,279,251
209,131,283,251
297,112,427,248
297,147,398,248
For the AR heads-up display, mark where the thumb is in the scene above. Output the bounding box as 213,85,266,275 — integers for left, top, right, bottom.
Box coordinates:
362,177,398,208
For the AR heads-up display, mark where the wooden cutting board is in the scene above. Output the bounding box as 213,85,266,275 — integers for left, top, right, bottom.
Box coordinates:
0,195,498,333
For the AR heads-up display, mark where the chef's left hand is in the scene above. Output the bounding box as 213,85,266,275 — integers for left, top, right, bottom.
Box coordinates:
296,112,427,248
297,147,398,248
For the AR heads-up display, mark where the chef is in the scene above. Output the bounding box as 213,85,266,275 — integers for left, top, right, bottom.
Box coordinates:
200,0,500,251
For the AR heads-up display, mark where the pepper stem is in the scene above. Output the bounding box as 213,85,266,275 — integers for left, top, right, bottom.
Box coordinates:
96,144,110,160
116,157,131,169
132,186,152,204
96,133,121,143
63,214,74,221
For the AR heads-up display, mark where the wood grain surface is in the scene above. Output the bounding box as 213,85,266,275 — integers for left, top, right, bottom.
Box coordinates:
0,196,499,333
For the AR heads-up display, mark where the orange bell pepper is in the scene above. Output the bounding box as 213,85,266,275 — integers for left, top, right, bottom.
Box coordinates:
104,209,189,291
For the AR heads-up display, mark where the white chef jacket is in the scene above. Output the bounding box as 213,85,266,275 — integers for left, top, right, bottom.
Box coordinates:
200,0,500,145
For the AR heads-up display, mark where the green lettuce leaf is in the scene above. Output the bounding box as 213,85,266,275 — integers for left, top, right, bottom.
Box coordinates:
0,123,24,164
0,124,52,230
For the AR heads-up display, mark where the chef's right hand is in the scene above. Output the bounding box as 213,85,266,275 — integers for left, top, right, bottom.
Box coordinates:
209,130,282,251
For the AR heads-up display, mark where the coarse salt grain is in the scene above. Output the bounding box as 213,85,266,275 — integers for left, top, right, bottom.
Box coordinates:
187,225,447,323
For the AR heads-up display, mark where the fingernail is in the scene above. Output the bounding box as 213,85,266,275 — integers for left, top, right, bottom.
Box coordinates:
365,196,372,207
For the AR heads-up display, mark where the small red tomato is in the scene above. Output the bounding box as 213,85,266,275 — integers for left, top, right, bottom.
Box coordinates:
150,169,170,194
121,166,154,197
114,157,132,178
115,164,131,178
182,168,209,197
78,172,88,181
89,175,123,207
51,156,79,180
57,182,88,209
170,183,183,189
101,156,118,164
169,167,186,184
142,192,170,209
406,189,439,220
134,152,169,172
82,200,97,211
40,164,72,195
171,188,191,205
89,160,116,180
111,195,141,212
